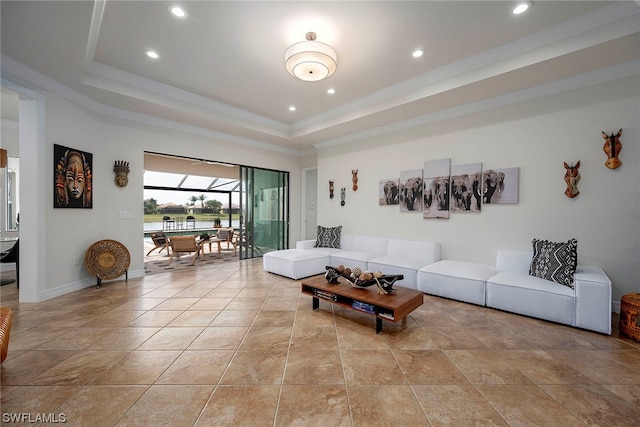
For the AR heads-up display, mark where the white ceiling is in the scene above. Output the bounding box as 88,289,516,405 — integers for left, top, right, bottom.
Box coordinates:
1,1,639,154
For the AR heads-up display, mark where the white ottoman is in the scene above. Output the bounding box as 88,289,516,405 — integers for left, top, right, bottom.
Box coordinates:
263,249,329,280
417,260,496,306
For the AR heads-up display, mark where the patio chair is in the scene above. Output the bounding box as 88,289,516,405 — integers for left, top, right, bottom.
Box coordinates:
146,232,170,256
186,215,196,229
167,235,202,266
216,228,237,255
0,240,19,288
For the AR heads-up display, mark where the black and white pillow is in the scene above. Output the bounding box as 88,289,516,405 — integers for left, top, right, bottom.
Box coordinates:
315,225,342,249
529,238,578,288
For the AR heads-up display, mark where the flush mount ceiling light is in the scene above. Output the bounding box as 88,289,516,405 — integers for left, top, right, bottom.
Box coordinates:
285,32,337,82
513,2,532,15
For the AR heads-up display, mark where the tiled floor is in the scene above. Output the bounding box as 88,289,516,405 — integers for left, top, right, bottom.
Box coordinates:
1,258,640,426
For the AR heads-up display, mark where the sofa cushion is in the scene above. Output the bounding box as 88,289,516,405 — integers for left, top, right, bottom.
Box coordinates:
529,238,578,288
386,239,440,266
315,225,342,248
263,249,329,280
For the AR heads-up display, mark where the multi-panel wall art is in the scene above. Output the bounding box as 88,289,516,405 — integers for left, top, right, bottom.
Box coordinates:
399,170,423,212
423,159,450,220
380,158,519,220
482,167,520,204
450,163,482,213
379,179,399,205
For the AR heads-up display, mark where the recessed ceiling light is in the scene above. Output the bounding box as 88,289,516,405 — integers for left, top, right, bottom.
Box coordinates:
412,49,425,58
169,5,187,18
146,50,159,59
289,106,296,112
513,2,532,15
327,88,336,95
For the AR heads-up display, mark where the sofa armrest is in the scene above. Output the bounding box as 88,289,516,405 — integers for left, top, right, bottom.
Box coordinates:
574,266,612,335
296,240,317,250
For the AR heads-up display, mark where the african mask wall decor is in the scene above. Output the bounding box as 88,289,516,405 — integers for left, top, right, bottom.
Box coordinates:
564,161,580,199
341,188,346,206
114,160,130,187
352,169,358,191
329,180,335,199
602,129,622,169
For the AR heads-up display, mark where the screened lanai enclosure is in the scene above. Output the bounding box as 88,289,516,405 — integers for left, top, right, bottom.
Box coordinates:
144,152,288,259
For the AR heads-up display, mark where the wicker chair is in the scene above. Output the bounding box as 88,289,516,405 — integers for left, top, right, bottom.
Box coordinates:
0,307,13,363
146,232,170,256
167,236,202,266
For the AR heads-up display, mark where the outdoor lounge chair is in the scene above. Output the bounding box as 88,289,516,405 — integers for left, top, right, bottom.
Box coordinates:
167,235,202,266
147,232,170,256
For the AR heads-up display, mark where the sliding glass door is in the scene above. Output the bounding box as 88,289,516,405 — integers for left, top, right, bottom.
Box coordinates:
239,167,288,259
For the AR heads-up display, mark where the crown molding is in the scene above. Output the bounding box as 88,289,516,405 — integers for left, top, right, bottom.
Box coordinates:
294,1,640,138
1,55,303,156
314,60,640,150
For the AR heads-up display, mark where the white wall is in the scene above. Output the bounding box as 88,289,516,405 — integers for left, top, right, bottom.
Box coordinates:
31,93,302,300
316,77,640,303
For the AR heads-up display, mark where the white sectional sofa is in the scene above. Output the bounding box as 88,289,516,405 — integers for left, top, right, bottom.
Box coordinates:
264,237,612,334
263,234,441,289
418,249,612,335
485,249,612,335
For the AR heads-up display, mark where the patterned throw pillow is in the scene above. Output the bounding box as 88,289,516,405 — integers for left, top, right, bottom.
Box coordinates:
314,225,342,248
529,238,578,288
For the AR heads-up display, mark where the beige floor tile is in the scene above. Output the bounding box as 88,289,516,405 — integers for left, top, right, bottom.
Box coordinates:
220,349,287,384
540,384,640,425
156,349,234,384
412,384,508,426
548,349,640,384
394,350,469,385
195,385,280,426
251,310,295,327
0,350,76,385
188,326,248,350
503,349,595,384
602,384,640,406
136,326,204,350
476,384,585,426
56,385,149,427
444,349,533,384
189,297,233,311
87,327,161,350
284,348,344,385
275,384,351,426
151,297,200,311
347,384,428,426
92,350,181,384
1,258,636,426
114,384,213,427
35,327,116,350
127,310,181,327
209,309,258,326
290,324,339,350
0,385,83,414
30,351,129,386
167,310,219,326
342,350,406,385
238,326,292,350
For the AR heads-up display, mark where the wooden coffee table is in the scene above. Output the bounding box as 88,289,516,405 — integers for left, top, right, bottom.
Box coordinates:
301,274,423,333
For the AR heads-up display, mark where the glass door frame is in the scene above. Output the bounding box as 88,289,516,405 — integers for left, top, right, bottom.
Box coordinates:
239,166,289,259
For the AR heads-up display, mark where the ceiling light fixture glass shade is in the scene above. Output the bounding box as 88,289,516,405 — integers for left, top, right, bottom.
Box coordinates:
285,32,337,82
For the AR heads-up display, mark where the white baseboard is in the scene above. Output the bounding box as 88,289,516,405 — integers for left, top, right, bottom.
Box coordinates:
40,268,146,301
612,301,621,313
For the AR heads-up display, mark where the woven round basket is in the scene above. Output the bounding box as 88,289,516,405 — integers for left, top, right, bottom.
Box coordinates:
619,293,640,342
84,239,130,280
